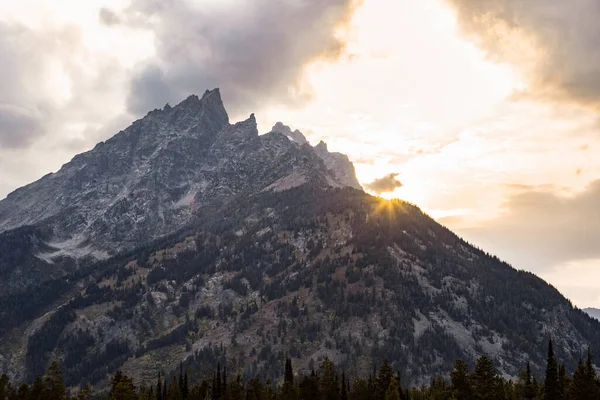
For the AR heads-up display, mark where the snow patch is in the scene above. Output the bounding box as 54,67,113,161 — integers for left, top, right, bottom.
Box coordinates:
36,235,110,262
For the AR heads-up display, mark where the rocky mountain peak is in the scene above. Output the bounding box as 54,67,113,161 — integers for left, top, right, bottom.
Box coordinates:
0,89,363,260
315,140,328,152
271,122,308,145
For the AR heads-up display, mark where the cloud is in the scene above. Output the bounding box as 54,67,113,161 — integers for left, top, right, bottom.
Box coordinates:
0,23,55,148
99,8,121,26
0,104,45,148
444,0,600,109
122,0,361,118
453,180,600,273
365,173,403,194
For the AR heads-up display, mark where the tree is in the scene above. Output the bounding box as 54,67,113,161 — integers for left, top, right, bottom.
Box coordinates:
299,371,319,400
30,376,45,400
214,363,222,400
247,376,265,400
377,360,395,400
168,378,182,400
77,384,92,400
341,372,348,400
157,373,164,400
109,370,137,400
571,359,588,400
544,339,560,400
470,355,499,400
285,358,294,385
518,362,537,400
384,377,400,400
557,364,569,400
44,361,67,400
0,374,11,400
319,358,339,400
282,358,298,400
450,360,472,400
349,377,369,400
571,349,600,400
183,372,189,400
225,375,244,400
16,383,30,400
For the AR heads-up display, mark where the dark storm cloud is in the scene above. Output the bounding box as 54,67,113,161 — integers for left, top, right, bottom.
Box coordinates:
365,173,403,194
0,23,52,148
451,181,600,273
122,0,361,117
445,0,600,109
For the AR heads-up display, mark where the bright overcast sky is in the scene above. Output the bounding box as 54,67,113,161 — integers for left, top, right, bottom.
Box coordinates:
1,0,600,307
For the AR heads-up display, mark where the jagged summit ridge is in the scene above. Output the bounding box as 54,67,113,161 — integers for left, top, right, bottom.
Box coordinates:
0,89,363,260
268,123,363,191
271,122,308,145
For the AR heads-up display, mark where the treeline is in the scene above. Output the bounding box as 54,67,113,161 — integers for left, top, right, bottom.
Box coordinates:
2,339,599,400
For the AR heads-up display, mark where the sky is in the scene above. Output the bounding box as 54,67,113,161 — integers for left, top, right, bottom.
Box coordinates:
1,0,599,307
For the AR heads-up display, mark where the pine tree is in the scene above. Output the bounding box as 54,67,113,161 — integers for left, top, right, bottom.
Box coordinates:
571,359,588,400
557,364,569,400
183,372,189,400
298,371,319,400
77,384,92,400
471,355,498,400
341,372,348,400
217,363,223,400
179,362,184,394
521,362,536,400
44,360,67,400
282,358,298,400
285,358,294,385
377,360,395,400
16,383,30,400
349,377,369,400
567,349,600,400
544,339,561,400
212,371,217,400
30,376,45,400
109,370,137,400
223,364,228,399
319,357,339,400
450,359,472,400
0,374,11,400
384,377,400,400
168,378,182,400
226,375,244,400
247,376,265,400
157,373,164,400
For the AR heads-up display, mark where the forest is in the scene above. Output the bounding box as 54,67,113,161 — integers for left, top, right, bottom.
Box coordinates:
1,339,598,400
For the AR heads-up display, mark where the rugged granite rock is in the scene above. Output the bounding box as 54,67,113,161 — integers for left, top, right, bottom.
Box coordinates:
0,89,598,390
0,89,359,263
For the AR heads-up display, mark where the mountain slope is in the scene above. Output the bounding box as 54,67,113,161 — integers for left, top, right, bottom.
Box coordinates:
0,89,359,290
0,90,598,390
584,308,600,321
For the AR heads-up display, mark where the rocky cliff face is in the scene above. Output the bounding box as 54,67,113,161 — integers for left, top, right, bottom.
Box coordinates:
0,89,598,390
0,89,360,262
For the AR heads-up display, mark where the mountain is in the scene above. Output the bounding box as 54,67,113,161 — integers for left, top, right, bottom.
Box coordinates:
0,89,360,291
0,89,598,390
584,308,600,321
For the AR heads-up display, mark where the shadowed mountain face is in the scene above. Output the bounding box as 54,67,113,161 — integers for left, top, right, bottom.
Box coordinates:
0,90,598,390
